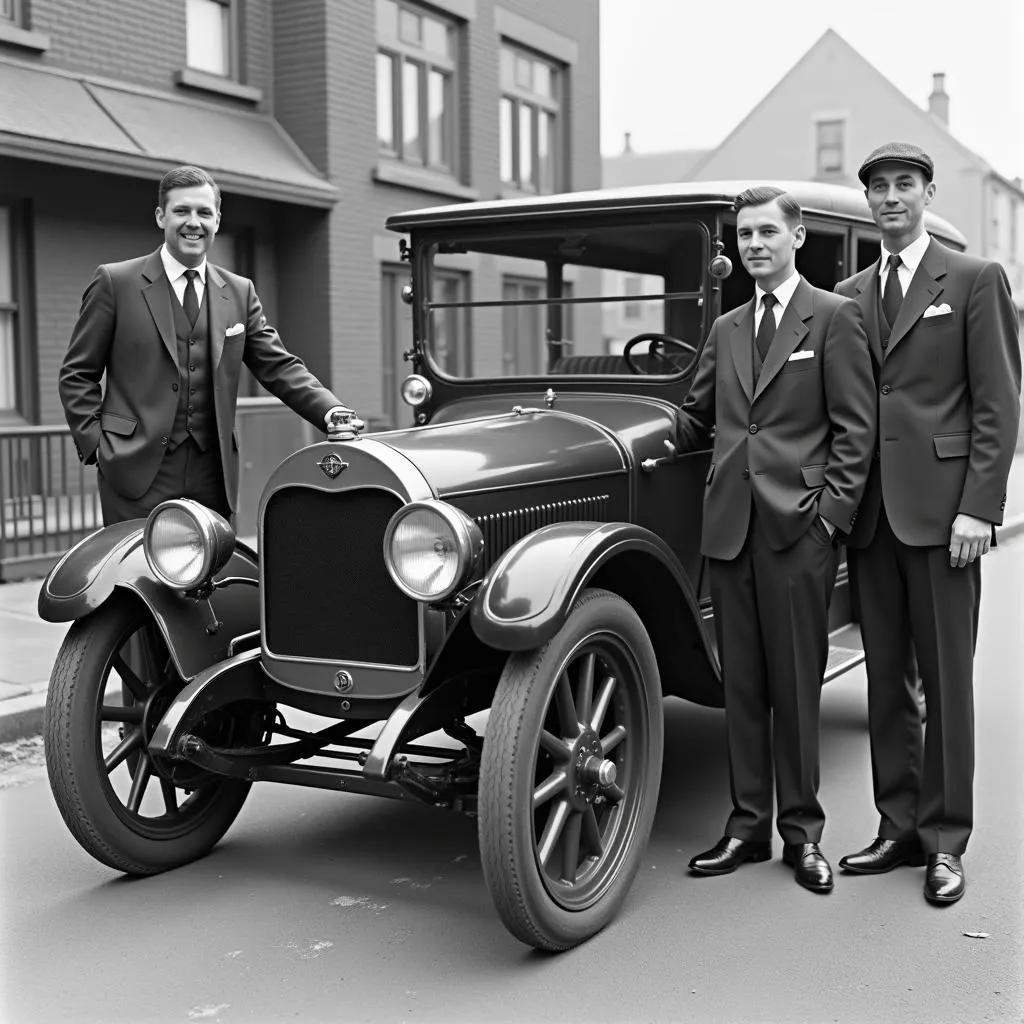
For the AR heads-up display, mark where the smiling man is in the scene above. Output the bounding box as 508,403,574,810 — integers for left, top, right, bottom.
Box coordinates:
673,186,876,894
835,143,1022,905
59,165,349,524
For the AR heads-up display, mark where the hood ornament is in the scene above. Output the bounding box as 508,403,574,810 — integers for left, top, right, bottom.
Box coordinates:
316,453,348,478
326,407,366,442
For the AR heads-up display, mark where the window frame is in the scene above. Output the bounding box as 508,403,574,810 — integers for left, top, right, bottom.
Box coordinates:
499,41,562,194
185,0,239,81
815,118,846,177
1,0,22,24
0,200,36,424
376,0,460,175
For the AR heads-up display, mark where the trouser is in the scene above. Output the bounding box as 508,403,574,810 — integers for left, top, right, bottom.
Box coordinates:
710,508,839,845
98,437,231,525
849,506,979,855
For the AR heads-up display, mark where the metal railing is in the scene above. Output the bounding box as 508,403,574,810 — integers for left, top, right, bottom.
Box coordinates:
0,425,102,580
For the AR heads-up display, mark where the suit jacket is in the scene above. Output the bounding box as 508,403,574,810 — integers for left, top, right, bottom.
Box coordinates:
59,248,345,511
835,238,1021,548
675,278,876,561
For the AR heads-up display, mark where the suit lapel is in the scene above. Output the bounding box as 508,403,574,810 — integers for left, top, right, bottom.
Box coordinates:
854,265,884,366
206,263,232,373
140,249,179,370
753,278,812,399
728,299,756,404
887,239,946,354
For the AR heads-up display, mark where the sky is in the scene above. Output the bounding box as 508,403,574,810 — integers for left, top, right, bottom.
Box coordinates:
599,0,1024,180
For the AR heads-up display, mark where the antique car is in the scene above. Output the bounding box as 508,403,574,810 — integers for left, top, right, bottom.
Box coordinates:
39,181,966,951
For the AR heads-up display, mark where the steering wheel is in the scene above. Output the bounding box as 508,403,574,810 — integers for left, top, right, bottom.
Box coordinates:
621,333,697,375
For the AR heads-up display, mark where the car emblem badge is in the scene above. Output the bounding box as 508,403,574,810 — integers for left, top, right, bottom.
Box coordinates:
333,670,354,694
317,454,348,479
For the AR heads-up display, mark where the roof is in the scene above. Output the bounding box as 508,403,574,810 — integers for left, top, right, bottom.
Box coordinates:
602,148,711,188
0,57,337,208
685,29,995,183
386,178,967,247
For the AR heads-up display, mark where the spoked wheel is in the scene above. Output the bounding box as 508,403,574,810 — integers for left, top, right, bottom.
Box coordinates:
44,592,253,875
479,588,663,950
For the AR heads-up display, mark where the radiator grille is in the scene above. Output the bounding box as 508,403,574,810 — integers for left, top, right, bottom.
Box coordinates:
474,494,610,571
262,488,419,665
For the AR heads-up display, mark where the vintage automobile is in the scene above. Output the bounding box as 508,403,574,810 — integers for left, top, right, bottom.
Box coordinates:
39,181,965,951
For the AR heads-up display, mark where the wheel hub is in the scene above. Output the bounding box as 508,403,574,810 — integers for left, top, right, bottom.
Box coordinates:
567,727,616,808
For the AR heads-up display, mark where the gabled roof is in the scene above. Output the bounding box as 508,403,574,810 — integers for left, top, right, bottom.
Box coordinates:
603,148,710,188
685,29,993,181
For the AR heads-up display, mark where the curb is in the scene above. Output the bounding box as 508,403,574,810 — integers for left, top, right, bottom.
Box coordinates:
0,691,45,744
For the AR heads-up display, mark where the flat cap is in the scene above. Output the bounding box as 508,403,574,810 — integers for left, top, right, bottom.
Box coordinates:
857,142,934,186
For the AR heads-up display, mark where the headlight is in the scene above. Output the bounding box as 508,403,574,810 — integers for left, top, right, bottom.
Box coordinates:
383,499,483,602
400,374,432,407
143,499,236,590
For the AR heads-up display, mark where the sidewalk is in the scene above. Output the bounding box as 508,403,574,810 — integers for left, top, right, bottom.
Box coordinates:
3,454,1024,743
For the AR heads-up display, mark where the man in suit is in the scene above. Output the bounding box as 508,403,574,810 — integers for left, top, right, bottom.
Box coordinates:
676,186,876,893
835,143,1021,905
60,164,349,525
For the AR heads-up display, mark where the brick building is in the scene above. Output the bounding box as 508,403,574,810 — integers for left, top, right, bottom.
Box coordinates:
0,0,601,445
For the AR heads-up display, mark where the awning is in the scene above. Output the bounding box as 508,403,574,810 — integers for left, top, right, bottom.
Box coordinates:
0,58,338,208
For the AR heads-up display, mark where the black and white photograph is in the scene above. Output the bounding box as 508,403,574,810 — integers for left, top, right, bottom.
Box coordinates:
1,1,1022,1021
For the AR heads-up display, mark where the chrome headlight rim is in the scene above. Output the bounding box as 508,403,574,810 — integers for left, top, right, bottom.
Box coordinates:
383,499,483,603
143,498,234,591
400,373,433,408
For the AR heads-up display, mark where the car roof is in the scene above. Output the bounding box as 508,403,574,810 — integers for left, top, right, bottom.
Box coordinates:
386,179,967,249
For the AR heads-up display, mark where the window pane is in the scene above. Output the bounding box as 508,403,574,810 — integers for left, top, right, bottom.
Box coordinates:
427,70,449,168
534,61,552,98
377,0,397,36
422,16,448,56
0,313,15,411
500,46,515,87
500,98,515,183
537,109,554,193
377,52,395,150
515,54,531,89
399,8,421,44
519,104,534,189
186,0,229,77
0,206,10,304
403,60,422,161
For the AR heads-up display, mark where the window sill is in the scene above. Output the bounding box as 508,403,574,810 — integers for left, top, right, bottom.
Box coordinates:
0,22,50,51
173,68,262,104
374,161,479,201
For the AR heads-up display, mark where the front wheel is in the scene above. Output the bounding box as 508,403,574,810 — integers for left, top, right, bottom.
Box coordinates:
43,592,252,875
478,588,664,950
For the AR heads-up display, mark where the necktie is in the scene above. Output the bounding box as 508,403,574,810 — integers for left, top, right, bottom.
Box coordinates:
882,253,903,329
183,268,200,327
755,292,777,363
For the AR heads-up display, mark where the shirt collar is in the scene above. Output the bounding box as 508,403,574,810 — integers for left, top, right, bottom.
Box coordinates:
160,243,207,284
755,269,800,311
881,231,931,275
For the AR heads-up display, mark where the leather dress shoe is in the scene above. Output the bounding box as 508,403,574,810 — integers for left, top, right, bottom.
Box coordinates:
924,854,965,905
839,838,926,874
782,843,834,893
688,836,771,875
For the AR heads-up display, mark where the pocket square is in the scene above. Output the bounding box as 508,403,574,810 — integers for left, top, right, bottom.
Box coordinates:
923,303,952,318
225,322,245,337
788,350,815,361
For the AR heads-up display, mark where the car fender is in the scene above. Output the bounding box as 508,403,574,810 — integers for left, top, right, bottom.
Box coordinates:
38,521,260,682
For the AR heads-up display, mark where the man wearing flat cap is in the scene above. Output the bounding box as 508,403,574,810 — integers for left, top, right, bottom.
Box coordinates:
835,142,1021,904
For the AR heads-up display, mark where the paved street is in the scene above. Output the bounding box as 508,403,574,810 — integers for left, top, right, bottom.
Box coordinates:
1,535,1021,1024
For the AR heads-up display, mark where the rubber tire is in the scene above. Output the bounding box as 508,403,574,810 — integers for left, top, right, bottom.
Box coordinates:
43,592,251,875
478,587,664,951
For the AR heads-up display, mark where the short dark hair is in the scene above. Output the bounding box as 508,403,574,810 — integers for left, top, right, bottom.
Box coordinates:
733,186,802,227
158,165,221,211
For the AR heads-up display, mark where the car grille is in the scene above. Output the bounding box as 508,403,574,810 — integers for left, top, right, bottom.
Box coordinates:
262,487,419,665
474,494,610,572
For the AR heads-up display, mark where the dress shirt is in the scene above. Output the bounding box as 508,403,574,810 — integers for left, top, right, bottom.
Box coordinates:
754,270,801,333
879,231,930,299
160,244,207,310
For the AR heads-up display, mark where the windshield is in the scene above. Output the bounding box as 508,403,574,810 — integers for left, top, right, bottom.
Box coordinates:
419,219,707,380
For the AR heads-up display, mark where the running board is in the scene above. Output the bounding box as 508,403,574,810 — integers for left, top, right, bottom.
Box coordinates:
824,623,865,682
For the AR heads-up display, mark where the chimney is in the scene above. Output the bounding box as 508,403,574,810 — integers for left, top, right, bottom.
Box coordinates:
623,131,633,155
928,73,949,125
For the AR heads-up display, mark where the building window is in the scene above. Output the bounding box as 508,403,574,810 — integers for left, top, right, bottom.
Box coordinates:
2,0,22,24
623,276,643,320
186,0,235,78
0,206,20,413
500,43,561,193
377,0,457,173
816,120,845,176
